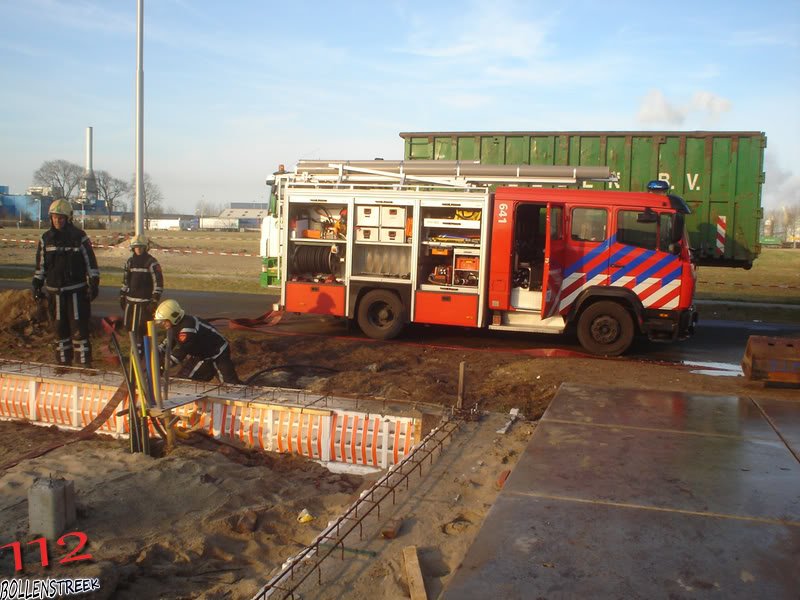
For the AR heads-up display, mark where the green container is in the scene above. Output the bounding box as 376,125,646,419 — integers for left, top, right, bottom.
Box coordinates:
401,131,766,268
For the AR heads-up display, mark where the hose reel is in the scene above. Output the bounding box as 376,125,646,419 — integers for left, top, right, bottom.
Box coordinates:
291,244,342,276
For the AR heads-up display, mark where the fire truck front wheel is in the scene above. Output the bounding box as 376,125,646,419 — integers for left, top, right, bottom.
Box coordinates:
577,301,635,356
357,290,406,340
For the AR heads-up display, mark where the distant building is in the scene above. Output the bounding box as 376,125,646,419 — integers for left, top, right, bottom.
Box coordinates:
0,186,51,224
230,201,269,210
145,215,196,230
27,185,63,198
219,203,270,230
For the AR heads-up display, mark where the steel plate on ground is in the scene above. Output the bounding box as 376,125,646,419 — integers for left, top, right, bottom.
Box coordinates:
442,383,800,599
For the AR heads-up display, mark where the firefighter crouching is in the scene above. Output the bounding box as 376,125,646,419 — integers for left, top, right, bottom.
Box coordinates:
154,299,242,384
32,199,100,366
120,234,164,348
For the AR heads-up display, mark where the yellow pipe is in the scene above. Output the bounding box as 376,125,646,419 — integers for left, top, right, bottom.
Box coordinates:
128,346,150,418
147,320,162,409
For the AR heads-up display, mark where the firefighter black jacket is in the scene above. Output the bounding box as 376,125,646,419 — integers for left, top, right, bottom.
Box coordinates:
165,315,229,363
121,252,164,302
33,222,100,292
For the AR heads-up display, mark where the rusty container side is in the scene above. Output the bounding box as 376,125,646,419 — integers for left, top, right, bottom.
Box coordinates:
742,335,800,385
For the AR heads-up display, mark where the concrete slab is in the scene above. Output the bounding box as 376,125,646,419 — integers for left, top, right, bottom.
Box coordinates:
442,383,800,599
543,383,777,439
753,396,800,457
442,494,799,600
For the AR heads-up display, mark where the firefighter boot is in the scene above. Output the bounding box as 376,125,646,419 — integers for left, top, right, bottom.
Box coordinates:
55,337,73,366
73,337,92,367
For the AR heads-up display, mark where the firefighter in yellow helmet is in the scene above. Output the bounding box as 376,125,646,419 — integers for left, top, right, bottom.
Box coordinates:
120,234,164,349
32,199,100,366
154,299,241,384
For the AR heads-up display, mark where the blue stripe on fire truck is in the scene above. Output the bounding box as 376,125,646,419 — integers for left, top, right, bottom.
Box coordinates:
563,236,614,278
636,254,679,284
609,247,653,283
661,264,682,286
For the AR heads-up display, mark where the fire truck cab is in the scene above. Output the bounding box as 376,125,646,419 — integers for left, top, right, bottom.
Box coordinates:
487,186,697,355
267,160,697,356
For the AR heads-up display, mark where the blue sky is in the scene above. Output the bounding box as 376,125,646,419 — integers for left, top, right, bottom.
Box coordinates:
1,0,798,213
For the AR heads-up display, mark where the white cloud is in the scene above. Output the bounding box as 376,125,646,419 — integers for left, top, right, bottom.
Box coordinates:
637,89,732,125
637,89,686,125
402,1,554,62
762,153,800,211
690,91,732,120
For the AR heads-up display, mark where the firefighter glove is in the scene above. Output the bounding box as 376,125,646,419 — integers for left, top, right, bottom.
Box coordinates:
32,279,44,301
89,277,100,301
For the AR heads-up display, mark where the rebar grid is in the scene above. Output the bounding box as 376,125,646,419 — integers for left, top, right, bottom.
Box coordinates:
0,358,114,383
1,359,443,420
250,417,461,600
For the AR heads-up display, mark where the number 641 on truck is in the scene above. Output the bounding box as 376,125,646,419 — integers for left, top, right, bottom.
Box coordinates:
262,160,698,356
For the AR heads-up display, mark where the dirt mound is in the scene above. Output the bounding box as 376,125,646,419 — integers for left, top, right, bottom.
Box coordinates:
0,420,369,600
0,290,114,364
0,289,46,329
0,290,54,359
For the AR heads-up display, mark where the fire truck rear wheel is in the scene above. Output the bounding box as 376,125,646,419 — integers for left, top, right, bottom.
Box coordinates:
357,290,405,340
577,300,634,356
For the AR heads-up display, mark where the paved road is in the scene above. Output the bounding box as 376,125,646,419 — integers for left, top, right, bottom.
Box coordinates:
2,279,798,367
0,279,276,320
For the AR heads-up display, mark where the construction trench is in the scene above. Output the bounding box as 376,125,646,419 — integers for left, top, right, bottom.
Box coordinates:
2,346,799,598
0,353,476,599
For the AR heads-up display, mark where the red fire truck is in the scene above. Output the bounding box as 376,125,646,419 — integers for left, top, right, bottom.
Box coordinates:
265,160,697,355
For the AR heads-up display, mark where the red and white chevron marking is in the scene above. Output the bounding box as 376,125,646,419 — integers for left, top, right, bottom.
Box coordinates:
611,276,682,310
558,244,684,314
716,215,726,256
558,273,682,313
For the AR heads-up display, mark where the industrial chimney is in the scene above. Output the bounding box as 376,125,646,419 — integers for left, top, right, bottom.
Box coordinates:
79,126,98,206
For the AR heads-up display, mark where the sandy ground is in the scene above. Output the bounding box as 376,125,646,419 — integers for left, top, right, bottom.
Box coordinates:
0,287,797,599
0,424,365,599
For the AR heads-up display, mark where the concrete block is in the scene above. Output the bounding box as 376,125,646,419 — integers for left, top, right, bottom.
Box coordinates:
28,476,76,539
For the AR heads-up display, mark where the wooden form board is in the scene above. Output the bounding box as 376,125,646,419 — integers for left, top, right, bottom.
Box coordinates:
403,545,427,600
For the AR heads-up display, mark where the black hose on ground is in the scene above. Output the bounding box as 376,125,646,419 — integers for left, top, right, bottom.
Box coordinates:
244,364,339,386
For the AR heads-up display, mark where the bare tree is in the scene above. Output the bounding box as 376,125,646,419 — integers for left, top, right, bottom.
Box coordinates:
128,173,164,221
32,159,82,199
783,204,800,248
95,170,130,214
763,207,780,238
195,198,222,217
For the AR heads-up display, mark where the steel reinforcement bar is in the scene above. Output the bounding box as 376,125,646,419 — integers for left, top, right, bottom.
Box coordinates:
251,417,461,600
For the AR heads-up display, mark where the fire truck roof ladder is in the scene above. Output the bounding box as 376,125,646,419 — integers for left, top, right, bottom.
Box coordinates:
293,159,614,189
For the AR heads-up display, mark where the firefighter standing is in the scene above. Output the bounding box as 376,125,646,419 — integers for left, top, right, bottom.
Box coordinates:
120,235,164,344
32,200,100,366
154,299,242,384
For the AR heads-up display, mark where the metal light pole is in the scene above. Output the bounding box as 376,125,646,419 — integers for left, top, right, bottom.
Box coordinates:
134,0,144,236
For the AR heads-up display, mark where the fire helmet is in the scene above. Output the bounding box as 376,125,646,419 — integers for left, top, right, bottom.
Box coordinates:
130,234,149,249
155,299,185,325
48,199,73,218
